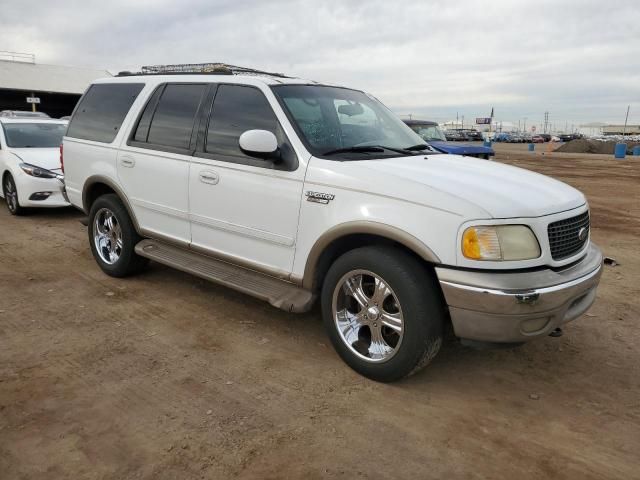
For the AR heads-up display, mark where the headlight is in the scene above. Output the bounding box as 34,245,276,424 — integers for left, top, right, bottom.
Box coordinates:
19,163,60,179
462,225,540,261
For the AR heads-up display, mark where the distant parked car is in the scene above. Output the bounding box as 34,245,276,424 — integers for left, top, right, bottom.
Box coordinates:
532,135,545,143
444,130,465,141
404,120,494,159
558,133,583,142
0,118,69,214
494,132,511,142
0,110,51,119
460,130,483,141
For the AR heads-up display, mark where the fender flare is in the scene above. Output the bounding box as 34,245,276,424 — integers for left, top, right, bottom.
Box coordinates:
301,220,441,289
82,175,141,232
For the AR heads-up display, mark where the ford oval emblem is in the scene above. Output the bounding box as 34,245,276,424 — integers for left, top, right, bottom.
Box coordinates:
578,227,588,241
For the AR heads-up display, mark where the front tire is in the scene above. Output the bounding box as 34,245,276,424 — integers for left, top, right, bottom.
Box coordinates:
88,194,148,277
321,246,445,382
3,173,25,216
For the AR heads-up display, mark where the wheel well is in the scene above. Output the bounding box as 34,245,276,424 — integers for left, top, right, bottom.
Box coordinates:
311,233,434,293
84,182,116,212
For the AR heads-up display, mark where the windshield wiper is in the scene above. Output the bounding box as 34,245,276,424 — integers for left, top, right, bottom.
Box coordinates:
322,146,385,156
371,145,431,155
403,144,431,151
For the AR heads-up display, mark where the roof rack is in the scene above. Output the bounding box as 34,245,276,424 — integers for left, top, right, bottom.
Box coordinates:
117,63,293,79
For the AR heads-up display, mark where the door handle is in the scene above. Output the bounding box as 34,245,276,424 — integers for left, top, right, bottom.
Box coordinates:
199,171,219,185
120,156,135,168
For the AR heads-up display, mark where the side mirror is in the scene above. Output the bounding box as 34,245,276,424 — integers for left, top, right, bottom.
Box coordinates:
239,130,278,157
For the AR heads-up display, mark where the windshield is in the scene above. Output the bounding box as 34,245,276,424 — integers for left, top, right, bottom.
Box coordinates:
408,123,447,142
2,123,67,148
272,85,426,159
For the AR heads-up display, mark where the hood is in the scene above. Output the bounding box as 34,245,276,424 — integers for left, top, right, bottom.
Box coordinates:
429,141,493,155
10,148,62,173
357,154,585,218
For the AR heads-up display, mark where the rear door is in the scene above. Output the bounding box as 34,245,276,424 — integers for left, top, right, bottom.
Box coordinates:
118,83,208,244
189,84,304,276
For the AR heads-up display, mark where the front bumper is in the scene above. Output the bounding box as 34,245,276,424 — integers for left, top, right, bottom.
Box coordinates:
436,243,603,343
15,172,70,208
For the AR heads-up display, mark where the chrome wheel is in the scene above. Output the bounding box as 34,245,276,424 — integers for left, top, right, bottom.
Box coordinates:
4,175,18,213
332,269,404,363
93,208,123,265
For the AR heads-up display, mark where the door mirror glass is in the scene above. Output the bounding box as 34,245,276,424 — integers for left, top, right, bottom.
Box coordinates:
238,129,278,156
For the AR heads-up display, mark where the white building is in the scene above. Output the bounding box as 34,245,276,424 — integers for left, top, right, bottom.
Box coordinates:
0,53,111,118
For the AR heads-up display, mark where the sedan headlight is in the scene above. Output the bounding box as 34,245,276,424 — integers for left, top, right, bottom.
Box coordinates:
462,225,540,261
19,163,61,180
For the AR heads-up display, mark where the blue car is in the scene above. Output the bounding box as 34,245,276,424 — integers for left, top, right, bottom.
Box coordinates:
404,120,494,159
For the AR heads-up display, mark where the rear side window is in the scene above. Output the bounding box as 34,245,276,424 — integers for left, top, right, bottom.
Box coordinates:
67,83,143,143
145,84,206,150
206,85,285,159
133,86,163,143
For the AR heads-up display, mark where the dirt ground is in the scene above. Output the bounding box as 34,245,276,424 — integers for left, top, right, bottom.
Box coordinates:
1,143,639,479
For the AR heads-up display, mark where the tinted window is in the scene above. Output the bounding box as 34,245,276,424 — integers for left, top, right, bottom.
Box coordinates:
133,86,164,142
147,84,206,150
3,123,67,148
67,83,143,143
206,85,284,158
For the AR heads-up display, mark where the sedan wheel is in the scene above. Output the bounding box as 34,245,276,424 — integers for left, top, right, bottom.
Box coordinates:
3,174,23,215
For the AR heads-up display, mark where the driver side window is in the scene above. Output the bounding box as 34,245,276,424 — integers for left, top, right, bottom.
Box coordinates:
206,85,292,165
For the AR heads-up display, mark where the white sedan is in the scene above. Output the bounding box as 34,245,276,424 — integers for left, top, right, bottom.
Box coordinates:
0,118,69,215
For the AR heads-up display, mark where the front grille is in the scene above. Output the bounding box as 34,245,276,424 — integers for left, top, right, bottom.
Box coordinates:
547,211,590,260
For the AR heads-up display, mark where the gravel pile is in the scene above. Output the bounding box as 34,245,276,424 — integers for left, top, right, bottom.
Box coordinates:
557,139,640,154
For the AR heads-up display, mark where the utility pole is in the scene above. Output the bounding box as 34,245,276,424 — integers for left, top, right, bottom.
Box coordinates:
461,115,464,130
543,111,549,135
622,105,630,140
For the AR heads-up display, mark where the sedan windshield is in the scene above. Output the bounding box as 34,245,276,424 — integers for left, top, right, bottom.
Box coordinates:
3,123,67,148
408,123,447,142
272,85,426,159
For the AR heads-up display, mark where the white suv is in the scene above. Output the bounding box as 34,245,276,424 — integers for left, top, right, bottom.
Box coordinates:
62,70,602,381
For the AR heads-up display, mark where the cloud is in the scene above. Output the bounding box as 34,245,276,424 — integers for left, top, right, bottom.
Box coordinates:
2,0,638,126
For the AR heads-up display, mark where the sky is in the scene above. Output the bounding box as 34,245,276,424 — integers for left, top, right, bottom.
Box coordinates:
1,0,639,130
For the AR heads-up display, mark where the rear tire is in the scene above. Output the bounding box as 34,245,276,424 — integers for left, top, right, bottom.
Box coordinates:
88,194,148,277
3,173,25,216
321,246,445,382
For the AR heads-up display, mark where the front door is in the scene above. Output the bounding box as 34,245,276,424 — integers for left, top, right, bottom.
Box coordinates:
189,84,304,277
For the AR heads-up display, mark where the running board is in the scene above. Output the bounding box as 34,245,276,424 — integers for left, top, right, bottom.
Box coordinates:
134,239,315,313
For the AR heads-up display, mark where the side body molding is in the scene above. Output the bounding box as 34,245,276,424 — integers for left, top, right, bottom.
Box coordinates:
300,221,441,289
